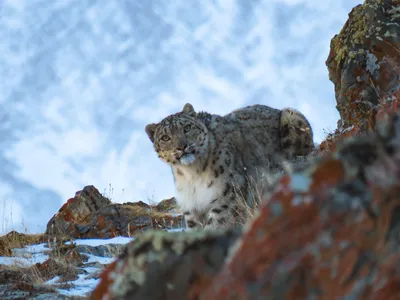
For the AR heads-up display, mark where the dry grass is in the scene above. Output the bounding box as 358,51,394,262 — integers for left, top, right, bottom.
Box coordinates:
121,203,176,219
0,231,46,257
228,155,316,228
121,203,183,236
227,168,283,228
0,260,76,297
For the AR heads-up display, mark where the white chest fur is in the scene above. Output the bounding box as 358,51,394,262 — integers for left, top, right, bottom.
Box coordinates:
173,167,224,212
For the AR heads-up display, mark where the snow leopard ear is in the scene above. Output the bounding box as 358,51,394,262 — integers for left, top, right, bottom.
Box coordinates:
182,103,196,116
145,123,157,143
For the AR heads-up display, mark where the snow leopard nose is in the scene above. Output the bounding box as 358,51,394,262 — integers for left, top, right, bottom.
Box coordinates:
176,144,188,152
174,144,188,159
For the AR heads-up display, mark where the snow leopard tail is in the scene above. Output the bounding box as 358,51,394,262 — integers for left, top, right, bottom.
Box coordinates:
280,108,314,159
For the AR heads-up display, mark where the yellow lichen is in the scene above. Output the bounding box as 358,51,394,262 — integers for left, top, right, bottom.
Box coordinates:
332,4,369,64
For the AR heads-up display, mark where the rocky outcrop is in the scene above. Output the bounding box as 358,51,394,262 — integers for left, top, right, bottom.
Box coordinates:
324,0,400,150
46,186,182,239
154,197,178,212
74,244,126,258
46,186,111,238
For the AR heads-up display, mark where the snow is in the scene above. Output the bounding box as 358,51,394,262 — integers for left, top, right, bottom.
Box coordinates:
56,275,100,297
167,228,186,232
20,243,49,253
86,253,116,265
168,213,183,218
83,266,102,274
65,236,133,247
0,254,48,266
46,276,62,284
0,243,49,266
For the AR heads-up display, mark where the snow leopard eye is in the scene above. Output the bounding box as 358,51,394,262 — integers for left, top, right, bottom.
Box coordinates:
161,135,170,141
184,125,191,133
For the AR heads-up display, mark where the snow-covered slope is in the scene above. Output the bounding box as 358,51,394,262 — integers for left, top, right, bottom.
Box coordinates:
0,0,363,233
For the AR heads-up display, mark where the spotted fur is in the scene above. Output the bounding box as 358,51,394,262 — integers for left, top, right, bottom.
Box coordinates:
145,103,313,230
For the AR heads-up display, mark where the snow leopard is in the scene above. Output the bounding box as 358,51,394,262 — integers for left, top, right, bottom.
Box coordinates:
145,103,313,230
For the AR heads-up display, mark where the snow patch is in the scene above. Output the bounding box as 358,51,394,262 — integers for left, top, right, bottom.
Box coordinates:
0,243,49,266
0,251,48,267
65,236,133,247
86,253,116,265
56,275,100,297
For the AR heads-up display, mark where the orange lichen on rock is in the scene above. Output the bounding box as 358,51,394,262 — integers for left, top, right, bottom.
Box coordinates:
46,185,111,237
308,158,345,192
326,0,400,133
317,0,400,157
91,230,240,300
45,185,181,239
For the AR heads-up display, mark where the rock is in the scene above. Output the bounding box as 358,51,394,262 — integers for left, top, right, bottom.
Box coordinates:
75,244,126,258
326,0,400,135
154,197,178,212
151,213,184,231
75,203,182,239
75,204,152,239
91,229,241,300
46,185,111,238
0,269,21,285
132,201,150,208
46,186,182,239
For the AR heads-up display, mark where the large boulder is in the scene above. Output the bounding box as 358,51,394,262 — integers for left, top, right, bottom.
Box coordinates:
318,0,400,156
91,229,241,299
74,202,182,239
154,197,178,212
46,185,111,238
46,186,182,239
324,0,400,149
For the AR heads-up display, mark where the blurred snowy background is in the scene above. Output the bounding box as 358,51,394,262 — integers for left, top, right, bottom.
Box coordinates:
0,0,363,233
